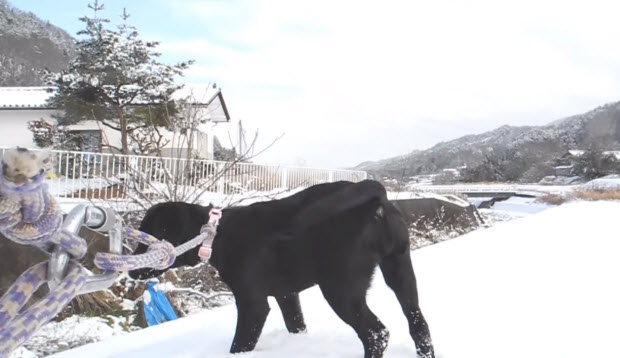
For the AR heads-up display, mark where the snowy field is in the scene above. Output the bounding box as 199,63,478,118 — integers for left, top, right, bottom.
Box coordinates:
40,200,620,358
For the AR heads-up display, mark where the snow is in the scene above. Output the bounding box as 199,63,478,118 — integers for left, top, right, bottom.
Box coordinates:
472,195,552,226
0,85,227,119
47,200,620,358
14,316,129,358
539,175,582,185
578,174,620,190
388,191,472,208
467,196,494,207
568,149,584,157
474,195,551,225
416,201,620,357
7,348,37,358
568,149,620,160
142,290,151,305
46,176,121,197
153,281,176,292
0,87,54,108
488,195,551,215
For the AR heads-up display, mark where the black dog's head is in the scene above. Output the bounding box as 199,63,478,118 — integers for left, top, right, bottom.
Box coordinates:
128,202,214,280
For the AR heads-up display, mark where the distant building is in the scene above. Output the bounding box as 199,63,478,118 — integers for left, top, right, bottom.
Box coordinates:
561,149,620,162
554,149,620,176
554,165,573,177
442,168,460,177
0,86,231,159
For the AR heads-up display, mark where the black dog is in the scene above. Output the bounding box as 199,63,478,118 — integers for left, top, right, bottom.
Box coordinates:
130,180,434,358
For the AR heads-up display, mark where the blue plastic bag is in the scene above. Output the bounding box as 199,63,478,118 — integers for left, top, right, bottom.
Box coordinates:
142,281,178,326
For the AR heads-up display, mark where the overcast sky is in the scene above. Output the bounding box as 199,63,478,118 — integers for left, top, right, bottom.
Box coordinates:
14,0,620,168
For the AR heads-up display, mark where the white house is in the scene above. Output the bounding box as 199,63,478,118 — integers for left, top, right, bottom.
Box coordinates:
0,86,231,159
0,87,56,148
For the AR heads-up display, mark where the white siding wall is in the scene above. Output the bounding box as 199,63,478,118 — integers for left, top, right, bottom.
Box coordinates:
0,109,213,158
0,109,57,148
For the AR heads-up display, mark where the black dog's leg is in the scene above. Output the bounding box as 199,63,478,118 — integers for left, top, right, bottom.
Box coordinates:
319,281,389,358
275,293,307,333
230,295,270,353
380,251,434,358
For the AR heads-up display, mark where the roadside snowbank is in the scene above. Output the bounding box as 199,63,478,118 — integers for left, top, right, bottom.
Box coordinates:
579,174,620,191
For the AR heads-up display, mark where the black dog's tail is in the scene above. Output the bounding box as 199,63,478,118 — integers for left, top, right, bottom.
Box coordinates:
291,180,387,230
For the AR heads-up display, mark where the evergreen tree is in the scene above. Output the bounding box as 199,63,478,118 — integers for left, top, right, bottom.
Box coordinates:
573,145,620,179
46,1,193,154
461,153,504,182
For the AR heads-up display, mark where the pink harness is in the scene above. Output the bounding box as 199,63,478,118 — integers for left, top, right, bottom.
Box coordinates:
198,209,222,261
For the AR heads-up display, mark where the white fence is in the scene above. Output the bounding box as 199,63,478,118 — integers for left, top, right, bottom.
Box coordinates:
0,147,367,201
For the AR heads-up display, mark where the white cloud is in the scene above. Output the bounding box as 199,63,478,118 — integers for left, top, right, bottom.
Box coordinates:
157,0,620,168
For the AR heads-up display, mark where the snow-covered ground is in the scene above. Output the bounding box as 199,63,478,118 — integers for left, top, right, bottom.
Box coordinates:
578,174,620,191
490,196,550,214
52,174,620,216
475,195,553,227
10,316,131,358
45,200,620,358
46,176,121,197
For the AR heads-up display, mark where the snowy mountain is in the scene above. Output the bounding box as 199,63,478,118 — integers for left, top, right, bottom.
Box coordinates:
356,101,620,179
0,0,76,86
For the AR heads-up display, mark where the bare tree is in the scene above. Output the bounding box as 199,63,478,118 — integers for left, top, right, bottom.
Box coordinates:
92,96,286,213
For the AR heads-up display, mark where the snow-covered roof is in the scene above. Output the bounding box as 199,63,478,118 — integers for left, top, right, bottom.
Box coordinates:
0,87,55,109
0,85,231,122
568,149,620,160
568,150,585,157
606,151,620,160
176,85,230,123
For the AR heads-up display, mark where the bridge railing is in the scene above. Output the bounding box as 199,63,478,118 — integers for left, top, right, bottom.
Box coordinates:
410,184,520,193
407,183,572,195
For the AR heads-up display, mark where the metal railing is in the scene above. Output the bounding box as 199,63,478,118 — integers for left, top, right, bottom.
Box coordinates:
0,147,367,201
407,183,573,195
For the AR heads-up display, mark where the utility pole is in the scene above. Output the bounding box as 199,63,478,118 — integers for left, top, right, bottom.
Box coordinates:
238,120,243,157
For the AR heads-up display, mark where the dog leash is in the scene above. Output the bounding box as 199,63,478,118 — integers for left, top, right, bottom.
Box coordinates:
198,209,222,261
